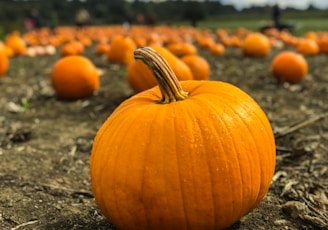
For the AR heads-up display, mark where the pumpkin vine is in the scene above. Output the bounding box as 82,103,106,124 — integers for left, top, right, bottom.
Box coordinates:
134,47,189,104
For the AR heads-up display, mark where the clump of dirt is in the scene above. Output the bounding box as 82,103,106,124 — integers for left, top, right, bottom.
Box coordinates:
0,45,327,230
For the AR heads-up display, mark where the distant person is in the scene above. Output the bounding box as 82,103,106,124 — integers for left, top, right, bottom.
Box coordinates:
136,13,145,25
147,13,156,26
50,12,59,34
25,8,43,31
272,4,281,29
32,8,43,29
261,4,293,33
123,15,133,31
75,8,91,30
24,18,35,31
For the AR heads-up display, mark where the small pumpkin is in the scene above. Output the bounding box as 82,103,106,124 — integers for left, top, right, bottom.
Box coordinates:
60,40,84,56
241,32,270,57
229,35,242,47
90,47,276,230
5,31,27,56
297,39,319,56
305,31,318,41
107,35,136,65
196,34,216,49
95,42,110,55
166,42,197,57
209,43,225,56
79,36,92,47
51,55,100,99
0,44,9,77
1,43,14,58
180,54,210,80
317,35,328,54
271,50,308,84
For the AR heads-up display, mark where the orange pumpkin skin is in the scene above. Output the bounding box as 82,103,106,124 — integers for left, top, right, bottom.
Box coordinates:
297,39,319,56
127,60,157,93
167,42,197,57
209,43,225,56
271,51,308,84
181,55,210,80
60,42,80,56
51,55,100,99
317,35,328,54
241,32,270,57
0,42,14,58
107,35,136,65
95,42,110,55
0,43,9,77
90,47,276,230
5,32,27,56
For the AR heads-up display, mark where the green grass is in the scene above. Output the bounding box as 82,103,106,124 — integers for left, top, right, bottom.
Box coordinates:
175,10,328,36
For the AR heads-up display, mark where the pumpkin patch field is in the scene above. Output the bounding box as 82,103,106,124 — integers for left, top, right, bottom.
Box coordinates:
0,25,328,230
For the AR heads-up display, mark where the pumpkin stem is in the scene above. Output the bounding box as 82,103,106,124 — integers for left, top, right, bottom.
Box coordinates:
134,47,189,104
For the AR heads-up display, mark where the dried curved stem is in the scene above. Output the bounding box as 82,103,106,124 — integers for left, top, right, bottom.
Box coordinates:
134,47,189,104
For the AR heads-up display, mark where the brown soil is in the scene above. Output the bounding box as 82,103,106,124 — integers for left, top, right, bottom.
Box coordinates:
0,45,327,230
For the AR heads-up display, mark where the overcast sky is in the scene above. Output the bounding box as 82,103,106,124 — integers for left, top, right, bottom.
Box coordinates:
220,0,328,10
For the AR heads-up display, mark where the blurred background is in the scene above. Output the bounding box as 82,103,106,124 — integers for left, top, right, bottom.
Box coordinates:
0,0,327,38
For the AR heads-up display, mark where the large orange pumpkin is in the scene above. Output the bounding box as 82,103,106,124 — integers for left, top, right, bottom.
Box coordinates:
51,55,100,99
241,32,270,57
90,47,276,230
271,50,308,84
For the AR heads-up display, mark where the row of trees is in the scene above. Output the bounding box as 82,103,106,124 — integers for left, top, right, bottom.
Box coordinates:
0,0,325,33
1,0,220,27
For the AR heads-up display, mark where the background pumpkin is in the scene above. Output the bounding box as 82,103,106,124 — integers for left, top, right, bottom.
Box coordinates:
271,50,308,84
126,59,157,93
209,43,225,56
297,38,319,56
317,35,328,54
95,42,110,55
180,54,210,80
0,44,9,77
241,32,271,57
107,35,136,65
90,47,276,230
166,42,198,57
5,31,27,56
150,45,193,80
51,55,100,99
60,40,84,56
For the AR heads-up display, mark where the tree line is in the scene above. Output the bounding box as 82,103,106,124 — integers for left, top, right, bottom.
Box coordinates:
0,0,325,33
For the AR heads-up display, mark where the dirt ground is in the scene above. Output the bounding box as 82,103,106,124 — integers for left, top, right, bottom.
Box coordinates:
0,44,327,230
